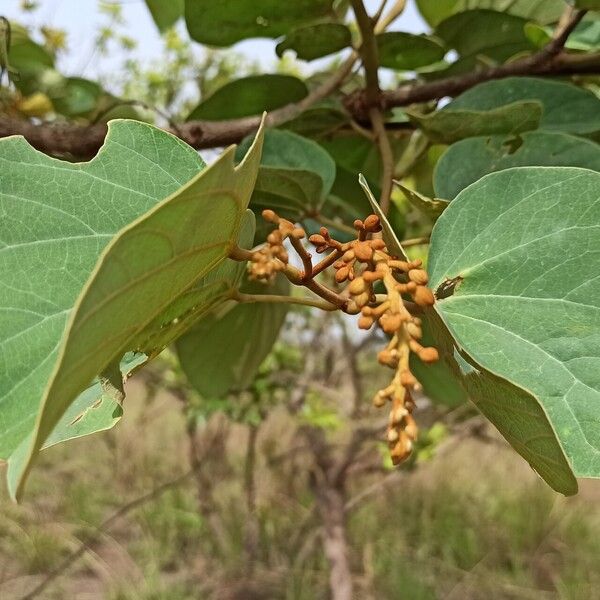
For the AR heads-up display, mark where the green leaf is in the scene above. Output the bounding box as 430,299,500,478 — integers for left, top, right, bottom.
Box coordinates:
3,119,265,500
423,309,577,495
145,0,184,32
429,166,600,486
394,181,449,220
237,129,336,220
0,120,203,463
434,131,600,199
376,32,446,70
407,101,542,144
187,75,307,121
525,18,600,51
276,23,351,60
185,0,335,46
50,77,102,117
409,316,467,408
447,77,600,135
359,174,407,261
177,276,289,397
435,9,535,62
416,0,564,27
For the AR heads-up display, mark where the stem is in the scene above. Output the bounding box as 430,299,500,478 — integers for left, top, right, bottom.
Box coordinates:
369,107,394,214
401,236,429,247
234,290,339,312
312,248,345,278
289,235,313,280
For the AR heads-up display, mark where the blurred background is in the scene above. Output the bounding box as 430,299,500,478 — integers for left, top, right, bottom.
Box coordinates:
1,1,600,599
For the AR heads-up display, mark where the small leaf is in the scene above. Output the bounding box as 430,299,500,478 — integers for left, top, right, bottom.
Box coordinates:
185,0,335,46
276,23,351,60
406,101,542,144
359,174,407,260
447,77,600,135
429,166,600,485
187,75,307,121
376,32,446,70
145,0,184,32
237,129,336,220
177,276,289,397
435,9,535,62
394,181,449,220
434,131,600,199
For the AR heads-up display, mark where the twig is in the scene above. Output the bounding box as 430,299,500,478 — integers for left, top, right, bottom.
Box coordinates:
233,290,339,312
401,236,429,247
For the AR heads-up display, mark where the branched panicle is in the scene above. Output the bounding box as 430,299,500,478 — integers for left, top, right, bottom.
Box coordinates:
247,209,439,465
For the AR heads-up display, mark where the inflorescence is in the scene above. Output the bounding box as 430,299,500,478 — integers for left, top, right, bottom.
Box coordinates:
247,209,439,465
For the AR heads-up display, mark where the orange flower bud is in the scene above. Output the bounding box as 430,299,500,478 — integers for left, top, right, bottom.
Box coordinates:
419,347,439,363
364,214,382,232
413,285,435,306
348,277,367,295
335,266,350,283
408,269,429,285
358,315,374,330
354,242,374,262
262,209,277,222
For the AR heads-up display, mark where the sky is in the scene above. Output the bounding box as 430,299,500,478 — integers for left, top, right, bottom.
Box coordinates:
1,0,429,80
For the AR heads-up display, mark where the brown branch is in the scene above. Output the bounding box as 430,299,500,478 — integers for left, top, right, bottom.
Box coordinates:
0,11,593,158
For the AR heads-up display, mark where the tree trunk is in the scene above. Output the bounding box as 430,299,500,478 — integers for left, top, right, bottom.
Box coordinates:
316,484,353,600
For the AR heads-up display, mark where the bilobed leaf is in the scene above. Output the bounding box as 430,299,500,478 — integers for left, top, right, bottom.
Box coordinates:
3,119,265,500
429,166,600,486
407,101,542,144
434,131,600,199
376,32,446,70
177,276,289,397
276,23,351,60
416,0,564,26
185,0,335,46
237,129,336,219
359,175,407,261
435,10,535,62
145,0,184,32
187,75,307,121
447,77,600,135
394,181,449,220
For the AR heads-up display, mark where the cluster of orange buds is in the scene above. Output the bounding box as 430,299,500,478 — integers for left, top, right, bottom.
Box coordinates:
310,215,439,465
248,209,305,282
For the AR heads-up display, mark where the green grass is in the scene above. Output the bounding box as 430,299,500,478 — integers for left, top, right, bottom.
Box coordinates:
1,379,599,599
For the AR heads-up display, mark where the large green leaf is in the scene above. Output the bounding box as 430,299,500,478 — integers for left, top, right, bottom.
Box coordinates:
177,276,289,397
185,0,335,46
145,0,184,32
447,77,600,135
416,0,564,27
276,23,351,60
428,166,600,485
236,129,336,220
435,10,535,62
434,131,600,198
376,32,446,70
3,120,265,500
0,120,203,462
407,101,542,144
424,310,577,495
187,75,307,121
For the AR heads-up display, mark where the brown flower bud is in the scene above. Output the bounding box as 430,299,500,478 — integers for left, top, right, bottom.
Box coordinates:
291,227,306,239
354,242,374,262
342,249,355,263
348,277,367,295
405,322,422,340
373,392,387,407
400,370,418,387
267,230,283,244
353,219,364,231
371,239,386,250
404,414,418,441
309,234,326,246
408,269,429,285
413,285,435,306
364,214,382,232
380,313,402,334
354,291,370,308
387,428,399,443
262,209,277,222
419,347,439,363
335,266,350,283
358,315,374,330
